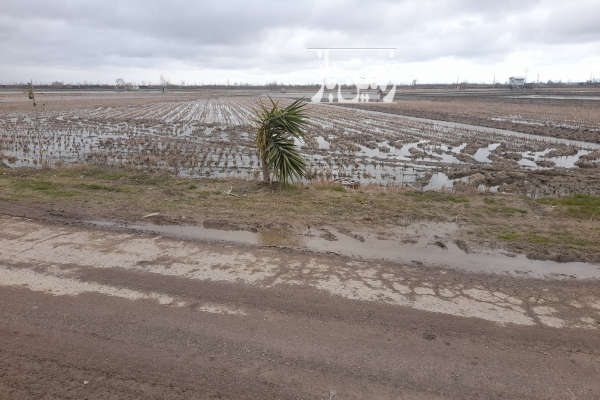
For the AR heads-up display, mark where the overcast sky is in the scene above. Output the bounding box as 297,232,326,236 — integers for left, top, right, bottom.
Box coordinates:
1,0,599,85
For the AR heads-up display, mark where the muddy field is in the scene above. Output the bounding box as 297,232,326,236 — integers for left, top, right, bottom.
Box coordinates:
2,214,600,399
368,88,600,143
2,89,600,399
1,164,599,265
1,89,600,196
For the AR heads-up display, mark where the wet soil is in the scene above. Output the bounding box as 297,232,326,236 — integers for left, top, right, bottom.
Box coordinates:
342,91,600,144
2,91,599,188
2,89,599,398
88,219,600,280
1,164,599,265
2,214,600,399
447,166,600,197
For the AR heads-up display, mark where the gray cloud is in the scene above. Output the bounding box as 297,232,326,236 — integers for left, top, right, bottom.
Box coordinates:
1,0,599,83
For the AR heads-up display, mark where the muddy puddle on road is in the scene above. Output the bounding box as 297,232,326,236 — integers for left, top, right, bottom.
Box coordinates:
89,220,600,280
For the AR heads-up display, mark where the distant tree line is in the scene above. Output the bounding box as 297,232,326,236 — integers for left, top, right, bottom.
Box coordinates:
1,81,599,90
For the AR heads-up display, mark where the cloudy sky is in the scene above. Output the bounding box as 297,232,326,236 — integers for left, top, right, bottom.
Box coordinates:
1,0,599,85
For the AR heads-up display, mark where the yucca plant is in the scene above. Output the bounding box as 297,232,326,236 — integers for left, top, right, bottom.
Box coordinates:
252,98,309,184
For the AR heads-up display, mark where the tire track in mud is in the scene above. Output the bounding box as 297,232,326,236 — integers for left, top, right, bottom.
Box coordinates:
1,215,600,398
1,215,599,330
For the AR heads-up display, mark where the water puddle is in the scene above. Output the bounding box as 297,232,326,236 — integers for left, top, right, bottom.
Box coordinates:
423,173,473,192
517,148,591,169
551,150,591,168
423,172,454,191
490,117,545,127
473,143,500,163
477,184,499,193
89,220,600,280
315,136,330,150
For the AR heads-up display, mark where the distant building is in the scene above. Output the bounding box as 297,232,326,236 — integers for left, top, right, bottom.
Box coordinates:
509,76,525,88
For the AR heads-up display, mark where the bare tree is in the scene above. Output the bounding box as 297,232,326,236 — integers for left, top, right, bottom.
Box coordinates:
160,74,168,94
27,81,36,106
26,81,46,166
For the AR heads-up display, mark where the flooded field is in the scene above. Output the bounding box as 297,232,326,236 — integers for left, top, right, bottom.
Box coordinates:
1,91,599,192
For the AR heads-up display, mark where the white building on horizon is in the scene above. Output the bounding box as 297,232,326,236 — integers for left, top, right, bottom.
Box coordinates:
509,76,526,88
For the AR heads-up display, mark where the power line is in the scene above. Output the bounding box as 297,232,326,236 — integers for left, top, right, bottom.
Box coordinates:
306,47,396,50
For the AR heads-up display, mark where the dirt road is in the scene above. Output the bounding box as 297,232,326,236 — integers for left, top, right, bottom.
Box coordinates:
1,214,600,399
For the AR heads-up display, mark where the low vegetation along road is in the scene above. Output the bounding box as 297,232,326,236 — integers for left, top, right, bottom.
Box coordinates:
1,213,600,399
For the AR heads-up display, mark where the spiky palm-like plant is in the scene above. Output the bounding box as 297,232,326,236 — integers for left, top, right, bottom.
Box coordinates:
252,98,309,184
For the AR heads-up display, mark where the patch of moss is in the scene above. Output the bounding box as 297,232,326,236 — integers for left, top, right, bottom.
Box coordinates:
129,173,170,186
553,232,595,248
501,207,528,215
538,194,600,219
56,167,130,181
77,183,125,192
498,232,520,241
526,233,550,243
12,180,72,196
316,184,346,192
13,180,59,191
